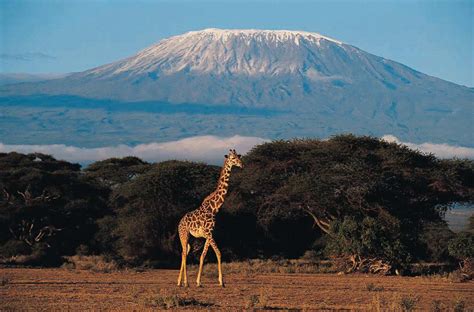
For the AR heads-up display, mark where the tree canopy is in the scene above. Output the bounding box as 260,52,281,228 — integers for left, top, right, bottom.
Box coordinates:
0,135,472,270
0,152,109,264
223,135,473,261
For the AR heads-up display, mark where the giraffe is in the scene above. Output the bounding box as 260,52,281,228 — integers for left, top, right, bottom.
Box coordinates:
177,149,243,287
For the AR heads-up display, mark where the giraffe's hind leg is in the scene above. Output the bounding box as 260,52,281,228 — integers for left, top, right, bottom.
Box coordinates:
177,223,189,287
196,238,210,287
209,237,224,287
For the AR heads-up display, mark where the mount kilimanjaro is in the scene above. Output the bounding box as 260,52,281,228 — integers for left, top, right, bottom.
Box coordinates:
0,28,472,147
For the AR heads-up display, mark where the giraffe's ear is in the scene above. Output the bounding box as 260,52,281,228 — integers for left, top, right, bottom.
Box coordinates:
224,154,228,158
237,154,241,158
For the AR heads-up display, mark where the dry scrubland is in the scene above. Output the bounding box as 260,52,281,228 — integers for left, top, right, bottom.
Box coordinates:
1,265,473,311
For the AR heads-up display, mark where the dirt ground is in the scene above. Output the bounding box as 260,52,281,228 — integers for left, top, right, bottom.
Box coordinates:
1,268,473,311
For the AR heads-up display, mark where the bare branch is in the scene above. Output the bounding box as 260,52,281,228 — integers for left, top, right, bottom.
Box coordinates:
16,186,59,206
302,206,332,235
318,218,330,227
9,227,17,239
2,188,13,204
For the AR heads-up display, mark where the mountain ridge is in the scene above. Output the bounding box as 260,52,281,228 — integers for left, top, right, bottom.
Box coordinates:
0,28,472,147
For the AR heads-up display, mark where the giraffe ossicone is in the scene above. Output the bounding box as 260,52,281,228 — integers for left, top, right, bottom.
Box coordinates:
177,149,243,287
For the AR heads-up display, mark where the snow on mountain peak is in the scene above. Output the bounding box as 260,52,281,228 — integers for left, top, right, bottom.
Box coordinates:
180,28,343,45
88,28,347,77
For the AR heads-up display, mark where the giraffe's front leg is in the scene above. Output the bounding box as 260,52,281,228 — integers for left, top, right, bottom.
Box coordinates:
196,238,210,287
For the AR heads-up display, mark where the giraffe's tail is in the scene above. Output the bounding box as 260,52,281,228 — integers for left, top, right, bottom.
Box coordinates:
187,243,191,255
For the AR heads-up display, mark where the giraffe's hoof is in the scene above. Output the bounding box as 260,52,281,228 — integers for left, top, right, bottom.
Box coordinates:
196,283,202,288
220,283,225,288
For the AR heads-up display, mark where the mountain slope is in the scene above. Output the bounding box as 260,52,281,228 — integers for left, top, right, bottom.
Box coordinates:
0,73,69,86
0,29,472,146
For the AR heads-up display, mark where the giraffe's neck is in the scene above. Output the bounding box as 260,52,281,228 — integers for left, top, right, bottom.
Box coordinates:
217,159,232,191
204,159,232,215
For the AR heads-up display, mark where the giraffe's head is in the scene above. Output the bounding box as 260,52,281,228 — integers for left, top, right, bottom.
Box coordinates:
225,149,243,168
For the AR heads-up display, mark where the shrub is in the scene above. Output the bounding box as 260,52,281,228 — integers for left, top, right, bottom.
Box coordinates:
448,232,474,261
245,289,269,309
431,300,443,312
300,249,319,261
366,283,384,292
143,293,211,308
448,232,474,281
245,295,259,308
325,215,409,273
75,244,90,256
0,240,31,258
62,255,119,273
0,275,10,286
399,295,419,312
453,298,465,312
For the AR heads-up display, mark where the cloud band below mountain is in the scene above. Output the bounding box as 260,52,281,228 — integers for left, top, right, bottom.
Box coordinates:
0,135,268,165
381,135,474,159
0,135,472,166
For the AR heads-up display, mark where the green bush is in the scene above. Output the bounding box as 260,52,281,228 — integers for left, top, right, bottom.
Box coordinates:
448,232,474,260
325,215,410,269
0,240,31,258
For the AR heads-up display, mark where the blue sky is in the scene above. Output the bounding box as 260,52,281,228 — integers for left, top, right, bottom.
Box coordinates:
1,0,472,86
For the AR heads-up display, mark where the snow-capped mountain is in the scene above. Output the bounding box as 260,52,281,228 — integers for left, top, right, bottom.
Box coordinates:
0,29,472,147
85,29,344,77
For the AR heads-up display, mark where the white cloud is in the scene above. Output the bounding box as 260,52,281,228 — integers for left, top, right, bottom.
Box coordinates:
381,135,474,159
1,135,471,166
0,135,268,165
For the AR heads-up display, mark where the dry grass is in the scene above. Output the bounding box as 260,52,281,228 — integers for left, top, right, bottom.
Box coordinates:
245,288,270,309
398,294,420,311
453,297,466,312
368,293,470,312
0,275,10,286
431,299,444,312
62,255,119,273
1,267,472,310
366,282,385,292
190,258,337,278
369,293,419,312
141,292,212,308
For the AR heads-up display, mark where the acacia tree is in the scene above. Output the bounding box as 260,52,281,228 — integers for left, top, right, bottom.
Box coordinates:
224,135,474,265
100,160,220,265
0,152,109,264
84,156,151,188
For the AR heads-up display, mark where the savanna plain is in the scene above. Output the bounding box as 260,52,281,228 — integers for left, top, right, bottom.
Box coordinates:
1,265,472,311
